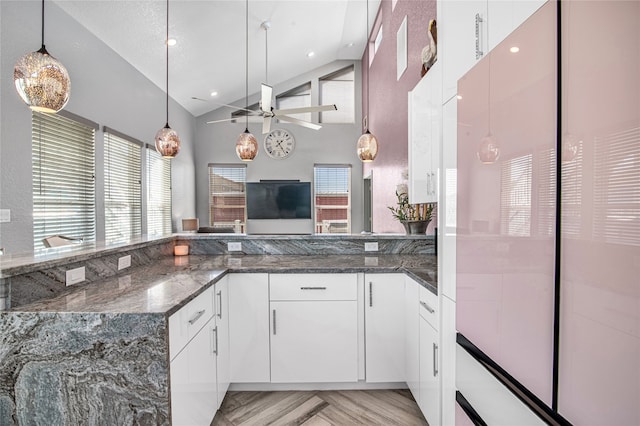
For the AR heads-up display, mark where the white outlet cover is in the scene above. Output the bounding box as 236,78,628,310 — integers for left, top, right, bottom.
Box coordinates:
364,242,379,252
66,266,86,286
118,255,131,270
228,242,242,252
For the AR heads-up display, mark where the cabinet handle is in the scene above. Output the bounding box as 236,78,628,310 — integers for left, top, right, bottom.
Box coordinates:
188,309,206,325
212,326,218,355
369,281,373,307
300,286,327,290
420,301,435,314
475,13,484,59
433,343,439,377
217,290,223,319
272,309,277,335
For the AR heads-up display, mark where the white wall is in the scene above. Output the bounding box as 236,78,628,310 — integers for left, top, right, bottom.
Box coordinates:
0,1,196,254
194,60,365,233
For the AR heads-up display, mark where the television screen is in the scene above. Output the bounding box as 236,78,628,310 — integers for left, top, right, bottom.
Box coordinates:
246,182,312,219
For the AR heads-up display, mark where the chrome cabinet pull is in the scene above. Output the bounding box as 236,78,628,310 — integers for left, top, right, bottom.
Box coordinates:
475,13,484,59
272,309,277,335
212,326,219,355
420,301,435,314
433,343,439,376
300,286,327,290
369,281,373,307
217,290,223,319
188,309,205,325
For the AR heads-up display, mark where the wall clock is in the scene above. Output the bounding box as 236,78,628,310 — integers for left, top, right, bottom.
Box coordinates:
263,129,295,159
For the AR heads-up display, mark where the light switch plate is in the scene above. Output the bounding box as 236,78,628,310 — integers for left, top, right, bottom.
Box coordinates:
118,255,131,270
364,242,379,252
0,209,10,223
228,242,242,252
66,266,86,286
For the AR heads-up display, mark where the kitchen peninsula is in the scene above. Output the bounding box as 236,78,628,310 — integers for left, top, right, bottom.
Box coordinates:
0,234,437,425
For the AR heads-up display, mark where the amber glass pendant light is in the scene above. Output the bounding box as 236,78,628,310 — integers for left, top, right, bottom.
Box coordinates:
236,0,258,161
155,0,181,158
357,0,379,162
14,0,70,113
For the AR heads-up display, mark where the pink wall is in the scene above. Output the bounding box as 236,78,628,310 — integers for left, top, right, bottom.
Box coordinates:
362,0,436,233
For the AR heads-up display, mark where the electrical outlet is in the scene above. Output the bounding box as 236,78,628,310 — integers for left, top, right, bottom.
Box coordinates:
228,242,242,252
66,266,86,286
364,242,379,252
0,209,10,223
118,255,131,270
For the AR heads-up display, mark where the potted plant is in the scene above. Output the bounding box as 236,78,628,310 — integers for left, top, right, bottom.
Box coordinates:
388,189,433,235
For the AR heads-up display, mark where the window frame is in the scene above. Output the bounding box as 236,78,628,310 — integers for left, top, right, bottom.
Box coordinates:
314,164,352,234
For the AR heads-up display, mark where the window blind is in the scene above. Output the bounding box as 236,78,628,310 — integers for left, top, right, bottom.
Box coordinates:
276,82,312,122
208,164,246,231
32,111,97,250
104,130,142,243
320,67,355,124
500,154,532,237
314,165,351,234
146,147,172,236
593,126,640,246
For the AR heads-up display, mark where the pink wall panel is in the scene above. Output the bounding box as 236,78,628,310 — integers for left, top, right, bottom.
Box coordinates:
361,0,436,233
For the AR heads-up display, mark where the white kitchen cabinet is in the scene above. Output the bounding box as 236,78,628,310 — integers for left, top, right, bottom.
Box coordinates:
228,273,270,383
168,285,215,361
270,274,358,383
419,315,440,426
408,61,441,205
487,0,547,52
441,97,458,301
364,274,405,383
213,276,230,409
441,295,457,426
405,277,420,401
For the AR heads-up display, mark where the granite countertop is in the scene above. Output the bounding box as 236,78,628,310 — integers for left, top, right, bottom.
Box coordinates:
9,254,437,315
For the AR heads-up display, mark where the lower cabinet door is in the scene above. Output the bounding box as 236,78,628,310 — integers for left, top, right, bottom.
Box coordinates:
270,300,358,383
214,277,230,410
405,277,421,400
171,318,218,426
419,317,440,426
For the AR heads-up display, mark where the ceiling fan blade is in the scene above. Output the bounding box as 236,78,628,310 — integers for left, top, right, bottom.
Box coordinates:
277,115,322,131
261,84,273,112
191,97,255,114
206,117,238,124
274,104,337,116
262,116,272,134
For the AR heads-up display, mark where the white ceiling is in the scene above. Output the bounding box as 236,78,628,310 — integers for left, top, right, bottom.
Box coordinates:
53,0,380,117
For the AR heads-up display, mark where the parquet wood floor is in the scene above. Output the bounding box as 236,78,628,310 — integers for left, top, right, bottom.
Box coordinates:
211,389,429,426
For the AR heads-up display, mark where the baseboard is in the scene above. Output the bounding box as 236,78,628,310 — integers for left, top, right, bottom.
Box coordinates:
228,381,408,392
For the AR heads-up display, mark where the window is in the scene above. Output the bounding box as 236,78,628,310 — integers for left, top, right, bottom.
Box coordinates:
319,67,355,124
314,165,351,234
500,154,532,237
104,128,142,243
276,82,312,122
146,147,172,236
209,164,246,232
32,111,97,250
397,17,408,80
374,25,383,55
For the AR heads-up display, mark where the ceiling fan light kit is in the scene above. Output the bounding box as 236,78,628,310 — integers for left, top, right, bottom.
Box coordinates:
155,0,181,159
358,0,379,163
14,0,70,113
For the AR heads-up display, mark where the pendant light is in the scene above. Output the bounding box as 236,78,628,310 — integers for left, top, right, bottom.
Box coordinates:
155,0,181,159
235,0,258,161
357,0,379,163
14,0,70,113
477,54,500,164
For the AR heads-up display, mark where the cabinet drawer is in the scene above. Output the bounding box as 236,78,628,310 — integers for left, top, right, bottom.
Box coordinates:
419,285,439,330
169,286,215,360
270,274,357,301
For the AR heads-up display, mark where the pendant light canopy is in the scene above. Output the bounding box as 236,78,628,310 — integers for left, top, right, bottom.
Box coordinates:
155,0,181,159
358,0,378,162
14,0,70,113
235,0,258,161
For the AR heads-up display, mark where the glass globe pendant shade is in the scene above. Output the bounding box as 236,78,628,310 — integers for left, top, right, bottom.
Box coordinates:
477,133,500,164
14,47,70,113
155,124,181,158
357,130,379,162
236,129,258,161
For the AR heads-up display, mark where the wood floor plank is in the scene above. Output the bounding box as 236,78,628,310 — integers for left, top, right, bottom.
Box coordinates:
268,395,328,426
300,415,332,426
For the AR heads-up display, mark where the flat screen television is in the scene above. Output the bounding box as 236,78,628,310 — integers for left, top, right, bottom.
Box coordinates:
246,181,312,220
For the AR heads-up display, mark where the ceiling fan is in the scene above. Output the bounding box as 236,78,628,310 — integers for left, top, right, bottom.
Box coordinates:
207,21,337,134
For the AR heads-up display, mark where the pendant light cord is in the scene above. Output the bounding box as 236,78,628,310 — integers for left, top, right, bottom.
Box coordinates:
265,26,268,85
165,0,170,125
365,0,370,132
245,0,249,130
41,0,45,48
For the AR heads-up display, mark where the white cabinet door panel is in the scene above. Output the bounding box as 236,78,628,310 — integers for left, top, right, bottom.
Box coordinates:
405,277,420,400
419,317,440,426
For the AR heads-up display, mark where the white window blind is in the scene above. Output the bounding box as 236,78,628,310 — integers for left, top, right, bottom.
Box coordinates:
147,147,172,236
32,111,96,250
500,154,532,237
593,126,640,246
104,129,142,243
209,164,246,231
314,165,351,234
537,148,556,237
276,82,311,122
320,67,355,124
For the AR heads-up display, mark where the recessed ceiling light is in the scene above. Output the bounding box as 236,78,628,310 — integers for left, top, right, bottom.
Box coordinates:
167,38,177,46
210,91,218,97
307,51,315,58
457,95,463,100
347,42,355,47
510,46,520,53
